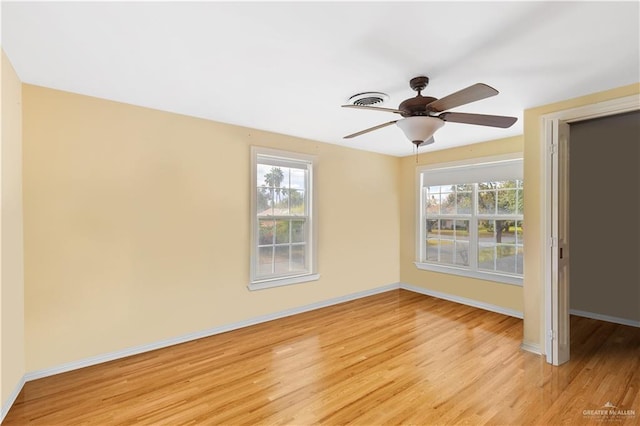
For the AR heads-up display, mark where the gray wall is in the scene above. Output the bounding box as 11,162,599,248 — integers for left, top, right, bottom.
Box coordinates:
569,111,640,322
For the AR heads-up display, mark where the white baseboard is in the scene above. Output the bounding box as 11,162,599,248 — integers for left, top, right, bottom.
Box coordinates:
399,282,524,319
570,309,640,328
25,283,401,382
1,374,26,424
520,341,543,355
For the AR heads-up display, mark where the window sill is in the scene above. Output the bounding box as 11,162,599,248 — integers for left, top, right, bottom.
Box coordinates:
248,273,320,291
414,262,522,286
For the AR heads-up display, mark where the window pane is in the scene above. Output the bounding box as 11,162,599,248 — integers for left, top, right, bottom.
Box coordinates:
478,220,494,243
272,188,288,215
441,219,455,232
496,245,517,274
454,220,469,241
455,241,469,266
275,220,290,244
426,186,445,215
257,164,271,187
438,240,454,265
274,246,290,274
426,240,439,262
516,220,524,244
280,167,291,189
441,191,455,214
257,188,274,216
516,247,524,275
291,245,306,271
258,246,274,276
478,244,495,272
289,189,305,215
497,221,516,243
290,168,306,190
456,191,472,214
427,219,440,239
426,192,440,215
478,190,496,214
291,220,305,243
259,220,274,245
516,189,524,215
497,189,518,215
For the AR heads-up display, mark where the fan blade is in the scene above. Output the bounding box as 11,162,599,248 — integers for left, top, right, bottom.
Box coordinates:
438,112,517,128
343,120,399,139
342,104,404,114
426,83,499,112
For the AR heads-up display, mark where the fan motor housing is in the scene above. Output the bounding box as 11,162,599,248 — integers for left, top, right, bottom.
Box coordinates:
399,95,438,117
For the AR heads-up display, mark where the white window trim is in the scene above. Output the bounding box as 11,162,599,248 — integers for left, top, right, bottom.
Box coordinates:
249,146,319,291
415,153,524,286
414,262,523,286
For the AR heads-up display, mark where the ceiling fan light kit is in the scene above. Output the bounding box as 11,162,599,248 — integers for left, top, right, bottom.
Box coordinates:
396,116,444,147
342,75,517,151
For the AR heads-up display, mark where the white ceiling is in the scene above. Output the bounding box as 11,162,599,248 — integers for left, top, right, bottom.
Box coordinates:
2,1,639,157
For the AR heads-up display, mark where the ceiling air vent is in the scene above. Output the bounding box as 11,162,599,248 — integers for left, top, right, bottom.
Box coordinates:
348,92,389,106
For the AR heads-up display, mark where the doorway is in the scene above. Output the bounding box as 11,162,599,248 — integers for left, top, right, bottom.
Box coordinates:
542,95,640,365
569,111,640,327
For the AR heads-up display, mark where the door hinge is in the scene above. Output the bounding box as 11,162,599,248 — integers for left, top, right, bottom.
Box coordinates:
549,144,558,156
548,329,556,341
550,237,558,247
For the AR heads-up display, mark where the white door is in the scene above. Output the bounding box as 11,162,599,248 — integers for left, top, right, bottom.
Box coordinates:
551,120,571,365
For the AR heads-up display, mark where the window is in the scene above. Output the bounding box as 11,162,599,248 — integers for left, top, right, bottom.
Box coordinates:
249,147,318,290
417,156,524,285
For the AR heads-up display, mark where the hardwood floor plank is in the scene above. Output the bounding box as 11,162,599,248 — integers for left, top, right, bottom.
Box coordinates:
4,290,639,425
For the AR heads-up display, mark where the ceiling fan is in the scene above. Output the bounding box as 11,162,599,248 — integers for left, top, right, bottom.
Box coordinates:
342,76,517,148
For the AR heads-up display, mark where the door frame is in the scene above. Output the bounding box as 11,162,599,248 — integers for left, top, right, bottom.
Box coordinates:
541,94,639,365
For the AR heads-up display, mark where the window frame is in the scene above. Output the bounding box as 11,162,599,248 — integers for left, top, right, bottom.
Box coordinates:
415,154,524,286
249,146,319,291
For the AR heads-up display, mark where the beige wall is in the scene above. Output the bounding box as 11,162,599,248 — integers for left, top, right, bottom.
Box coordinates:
522,83,640,350
22,85,400,372
1,50,25,407
399,136,525,313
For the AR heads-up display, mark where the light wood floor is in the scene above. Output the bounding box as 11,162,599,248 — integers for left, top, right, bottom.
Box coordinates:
5,289,639,425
